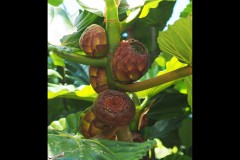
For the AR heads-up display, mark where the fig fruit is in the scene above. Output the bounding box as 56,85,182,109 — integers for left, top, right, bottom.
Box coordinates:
79,24,108,57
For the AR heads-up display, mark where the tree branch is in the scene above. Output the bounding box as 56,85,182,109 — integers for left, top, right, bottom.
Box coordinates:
114,65,192,92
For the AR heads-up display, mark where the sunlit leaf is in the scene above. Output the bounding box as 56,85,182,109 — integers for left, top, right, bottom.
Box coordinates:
154,138,173,159
180,1,192,18
48,112,156,160
48,83,76,99
49,51,65,67
131,1,176,62
48,69,63,79
184,75,192,108
74,10,98,31
60,10,103,47
48,5,75,45
136,57,186,98
75,0,106,17
174,79,187,94
139,0,162,18
48,83,97,101
48,0,64,7
158,17,192,64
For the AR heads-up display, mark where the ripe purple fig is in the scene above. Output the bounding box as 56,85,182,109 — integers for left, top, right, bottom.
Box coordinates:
93,89,136,127
89,66,109,93
111,38,150,83
79,24,108,57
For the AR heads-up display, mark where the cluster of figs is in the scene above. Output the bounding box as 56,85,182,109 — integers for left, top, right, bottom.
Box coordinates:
78,24,150,140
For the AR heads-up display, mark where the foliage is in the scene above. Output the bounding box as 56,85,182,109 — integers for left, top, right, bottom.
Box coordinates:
48,0,192,159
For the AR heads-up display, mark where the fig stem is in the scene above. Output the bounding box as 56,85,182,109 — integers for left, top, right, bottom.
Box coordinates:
53,51,107,67
105,0,120,53
116,125,133,142
105,0,121,88
114,65,192,92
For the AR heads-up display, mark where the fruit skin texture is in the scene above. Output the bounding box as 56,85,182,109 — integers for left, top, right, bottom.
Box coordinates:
79,107,106,138
93,89,136,127
111,38,150,83
79,24,108,57
89,66,109,93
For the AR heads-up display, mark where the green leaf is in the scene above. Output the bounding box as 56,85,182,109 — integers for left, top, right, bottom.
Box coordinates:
74,10,98,31
153,138,176,159
48,44,87,56
184,75,192,108
48,5,75,45
136,56,186,98
147,91,190,121
162,153,192,160
49,51,65,67
180,1,192,18
131,1,176,62
139,0,162,18
179,117,192,149
48,0,64,7
65,60,90,86
174,79,187,94
60,10,103,47
48,111,83,134
75,0,106,17
158,17,192,64
48,69,63,79
48,112,156,160
48,83,97,101
144,115,186,139
48,98,92,125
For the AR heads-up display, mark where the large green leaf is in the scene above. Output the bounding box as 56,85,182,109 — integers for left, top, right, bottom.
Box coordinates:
75,0,106,17
158,17,192,64
180,1,192,18
48,5,75,45
136,56,186,99
60,10,103,47
48,83,97,101
144,114,186,140
49,51,65,67
48,98,91,125
48,0,64,7
131,1,176,63
179,116,192,149
48,69,63,79
65,60,90,86
48,111,156,160
74,10,98,31
184,75,192,108
147,90,190,121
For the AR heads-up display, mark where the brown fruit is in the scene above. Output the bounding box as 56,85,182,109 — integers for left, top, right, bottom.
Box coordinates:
89,66,109,93
111,38,149,83
79,24,108,57
93,89,136,127
79,107,106,138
